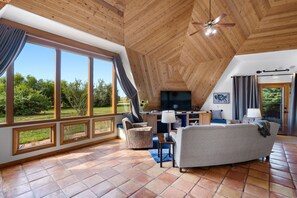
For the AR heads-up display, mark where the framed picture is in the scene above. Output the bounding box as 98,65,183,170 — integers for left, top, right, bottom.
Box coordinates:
213,92,230,104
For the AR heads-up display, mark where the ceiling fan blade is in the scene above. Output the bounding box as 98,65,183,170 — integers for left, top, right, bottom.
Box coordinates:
212,13,227,24
216,22,236,27
192,22,204,26
189,30,200,36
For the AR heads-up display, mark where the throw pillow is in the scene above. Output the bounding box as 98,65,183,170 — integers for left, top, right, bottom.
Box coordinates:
211,110,223,120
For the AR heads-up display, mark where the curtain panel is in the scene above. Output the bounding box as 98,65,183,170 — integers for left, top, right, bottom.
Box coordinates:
232,75,259,120
113,55,143,122
0,23,27,76
288,73,297,136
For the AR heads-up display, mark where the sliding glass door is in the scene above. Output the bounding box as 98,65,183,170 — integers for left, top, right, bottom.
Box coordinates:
259,83,290,135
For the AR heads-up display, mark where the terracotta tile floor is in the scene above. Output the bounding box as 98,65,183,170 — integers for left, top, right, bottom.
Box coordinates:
1,137,297,198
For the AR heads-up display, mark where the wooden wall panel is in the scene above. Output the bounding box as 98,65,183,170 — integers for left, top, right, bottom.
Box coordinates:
238,0,297,54
127,48,189,109
3,0,297,109
10,0,124,44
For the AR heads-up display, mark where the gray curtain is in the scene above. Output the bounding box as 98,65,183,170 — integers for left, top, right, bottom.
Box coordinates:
288,73,297,136
0,23,27,76
232,75,259,120
113,55,143,122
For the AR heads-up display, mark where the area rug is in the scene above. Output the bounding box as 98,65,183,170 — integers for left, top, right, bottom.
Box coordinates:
148,136,173,163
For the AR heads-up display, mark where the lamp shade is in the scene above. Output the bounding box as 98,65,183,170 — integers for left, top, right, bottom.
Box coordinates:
247,108,262,118
161,110,176,123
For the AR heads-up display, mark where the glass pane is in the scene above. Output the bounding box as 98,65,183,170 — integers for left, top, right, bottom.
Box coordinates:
261,88,282,128
14,43,55,122
19,128,52,150
61,51,88,118
117,79,130,113
93,58,113,115
63,123,87,141
0,72,6,123
94,119,113,135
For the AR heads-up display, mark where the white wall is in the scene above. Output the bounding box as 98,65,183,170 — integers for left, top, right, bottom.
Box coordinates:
0,116,123,165
201,50,297,119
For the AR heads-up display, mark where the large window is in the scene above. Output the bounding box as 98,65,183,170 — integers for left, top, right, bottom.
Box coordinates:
13,124,56,155
93,58,113,115
116,79,130,113
0,35,123,126
61,51,88,118
0,72,6,123
13,43,55,122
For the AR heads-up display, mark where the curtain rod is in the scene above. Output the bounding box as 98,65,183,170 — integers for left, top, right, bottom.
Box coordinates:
231,74,294,78
257,73,293,77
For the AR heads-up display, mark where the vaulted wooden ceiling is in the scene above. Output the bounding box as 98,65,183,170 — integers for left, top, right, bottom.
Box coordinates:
3,0,297,109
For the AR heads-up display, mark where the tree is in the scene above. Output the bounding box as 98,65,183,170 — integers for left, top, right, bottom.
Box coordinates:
262,88,282,118
0,77,5,115
62,79,88,115
14,84,51,115
94,79,112,107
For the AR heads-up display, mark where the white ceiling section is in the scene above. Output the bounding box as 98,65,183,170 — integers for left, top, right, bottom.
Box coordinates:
0,4,136,87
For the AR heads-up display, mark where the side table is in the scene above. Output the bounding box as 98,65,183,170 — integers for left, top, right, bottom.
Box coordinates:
157,133,175,168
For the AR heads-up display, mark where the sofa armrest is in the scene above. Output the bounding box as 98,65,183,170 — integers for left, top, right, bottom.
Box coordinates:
132,122,148,127
170,132,177,142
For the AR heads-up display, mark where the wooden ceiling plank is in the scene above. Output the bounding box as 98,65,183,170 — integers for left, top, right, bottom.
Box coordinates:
94,0,123,16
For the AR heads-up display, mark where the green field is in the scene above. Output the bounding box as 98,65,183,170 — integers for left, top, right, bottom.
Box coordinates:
0,105,129,123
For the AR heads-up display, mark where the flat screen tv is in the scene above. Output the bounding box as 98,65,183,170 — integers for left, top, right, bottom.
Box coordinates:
160,91,192,111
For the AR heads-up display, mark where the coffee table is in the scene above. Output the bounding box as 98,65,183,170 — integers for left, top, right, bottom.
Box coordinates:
157,133,175,168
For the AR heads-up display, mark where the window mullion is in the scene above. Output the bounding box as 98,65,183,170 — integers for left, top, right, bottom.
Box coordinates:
6,64,14,124
88,57,94,117
55,49,61,120
112,62,116,114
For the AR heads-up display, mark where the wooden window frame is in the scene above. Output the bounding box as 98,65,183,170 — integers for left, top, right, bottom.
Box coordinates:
13,124,56,155
60,120,90,145
0,19,123,127
92,117,115,138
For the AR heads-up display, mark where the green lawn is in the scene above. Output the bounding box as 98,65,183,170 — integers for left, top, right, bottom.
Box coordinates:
0,105,129,123
19,128,51,144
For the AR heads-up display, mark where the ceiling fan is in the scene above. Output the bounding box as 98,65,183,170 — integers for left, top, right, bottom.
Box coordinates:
190,0,235,36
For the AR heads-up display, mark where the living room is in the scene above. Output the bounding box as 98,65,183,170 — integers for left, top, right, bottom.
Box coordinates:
0,0,297,197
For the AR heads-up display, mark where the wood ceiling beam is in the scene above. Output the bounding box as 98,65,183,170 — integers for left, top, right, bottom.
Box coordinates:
94,0,124,17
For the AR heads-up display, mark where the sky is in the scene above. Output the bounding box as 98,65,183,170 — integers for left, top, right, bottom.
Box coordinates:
14,43,125,96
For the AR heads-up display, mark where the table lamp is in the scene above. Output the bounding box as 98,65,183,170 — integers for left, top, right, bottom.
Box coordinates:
247,108,262,122
161,110,176,141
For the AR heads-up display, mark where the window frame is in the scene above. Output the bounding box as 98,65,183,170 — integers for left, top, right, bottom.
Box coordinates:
0,20,130,127
13,124,56,155
60,120,90,145
92,117,115,138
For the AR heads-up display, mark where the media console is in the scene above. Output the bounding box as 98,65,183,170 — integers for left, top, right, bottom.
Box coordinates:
141,111,211,133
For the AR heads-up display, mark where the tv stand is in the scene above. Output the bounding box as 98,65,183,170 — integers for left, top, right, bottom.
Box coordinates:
141,111,211,133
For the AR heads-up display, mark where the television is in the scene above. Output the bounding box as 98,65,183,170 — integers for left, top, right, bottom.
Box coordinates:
160,91,192,111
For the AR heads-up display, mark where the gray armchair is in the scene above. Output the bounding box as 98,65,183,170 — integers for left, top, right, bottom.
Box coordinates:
122,118,153,149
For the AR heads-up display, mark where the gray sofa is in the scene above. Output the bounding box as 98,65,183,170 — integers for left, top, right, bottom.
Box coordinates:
170,122,279,171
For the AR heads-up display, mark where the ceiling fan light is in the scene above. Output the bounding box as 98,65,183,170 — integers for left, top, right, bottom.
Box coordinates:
212,29,217,34
205,27,212,36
